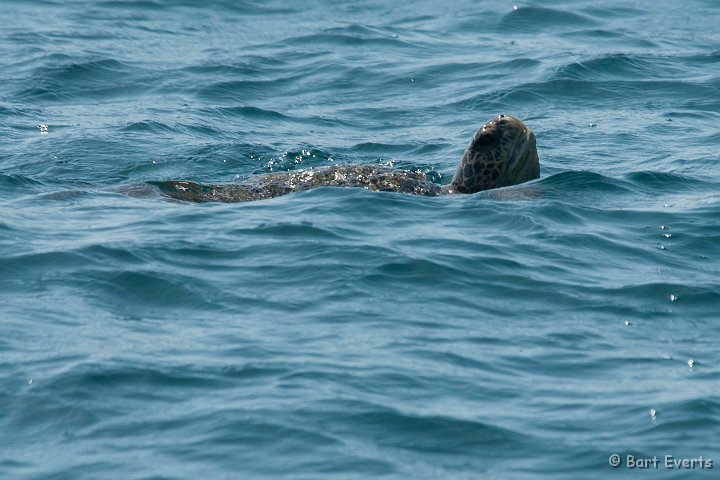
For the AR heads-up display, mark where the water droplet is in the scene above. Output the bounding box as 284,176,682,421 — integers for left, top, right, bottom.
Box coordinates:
669,294,678,302
688,359,695,368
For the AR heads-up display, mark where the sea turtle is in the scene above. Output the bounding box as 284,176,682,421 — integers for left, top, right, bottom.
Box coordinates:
152,115,539,203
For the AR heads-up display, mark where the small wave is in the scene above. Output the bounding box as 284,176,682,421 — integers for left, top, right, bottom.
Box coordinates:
17,57,153,101
580,5,646,20
625,171,713,192
0,173,45,189
32,58,132,81
459,78,718,110
90,270,221,311
554,54,671,81
98,0,299,15
207,106,286,122
208,106,350,129
0,103,44,119
194,76,301,102
283,24,413,48
182,57,283,77
560,29,658,48
387,14,438,28
346,409,529,454
120,120,224,138
51,364,221,392
33,189,90,201
538,171,633,193
499,6,599,32
351,142,421,154
416,58,543,87
285,32,410,48
231,221,347,240
121,120,178,134
371,258,465,281
664,110,720,121
685,50,720,65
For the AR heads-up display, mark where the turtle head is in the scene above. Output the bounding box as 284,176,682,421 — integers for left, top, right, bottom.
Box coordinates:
450,115,539,193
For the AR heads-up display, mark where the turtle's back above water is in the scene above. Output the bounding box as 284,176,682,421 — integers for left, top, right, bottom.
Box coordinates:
152,165,446,203
152,115,539,203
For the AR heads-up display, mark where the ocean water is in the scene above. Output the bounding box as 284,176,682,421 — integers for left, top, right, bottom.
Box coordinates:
1,0,719,478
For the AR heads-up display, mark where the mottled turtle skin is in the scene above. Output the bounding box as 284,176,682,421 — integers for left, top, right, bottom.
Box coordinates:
154,115,539,203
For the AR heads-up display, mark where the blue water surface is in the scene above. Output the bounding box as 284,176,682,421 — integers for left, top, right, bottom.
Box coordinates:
1,1,719,478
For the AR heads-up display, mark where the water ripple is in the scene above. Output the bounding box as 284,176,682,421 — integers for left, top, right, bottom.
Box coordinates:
2,0,720,478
